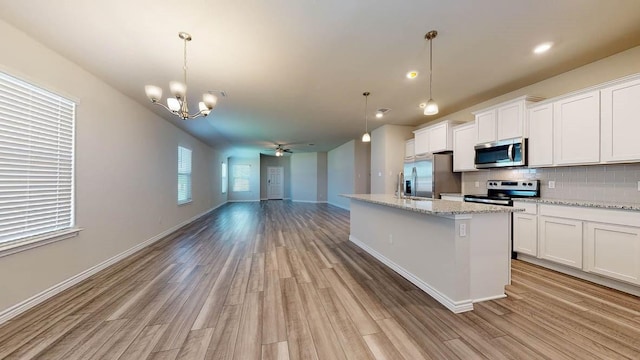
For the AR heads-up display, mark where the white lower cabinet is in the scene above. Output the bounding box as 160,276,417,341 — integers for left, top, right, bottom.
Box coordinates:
513,213,537,256
538,216,583,269
585,222,640,285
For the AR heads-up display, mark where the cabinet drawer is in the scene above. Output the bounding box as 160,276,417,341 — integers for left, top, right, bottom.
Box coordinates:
513,201,537,215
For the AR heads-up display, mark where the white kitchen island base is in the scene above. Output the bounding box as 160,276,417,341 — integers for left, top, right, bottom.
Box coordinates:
346,195,515,313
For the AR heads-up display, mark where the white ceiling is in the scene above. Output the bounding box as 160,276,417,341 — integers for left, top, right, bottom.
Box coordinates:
2,0,640,154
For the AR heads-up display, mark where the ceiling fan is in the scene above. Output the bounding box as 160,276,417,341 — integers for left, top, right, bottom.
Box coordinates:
268,144,293,157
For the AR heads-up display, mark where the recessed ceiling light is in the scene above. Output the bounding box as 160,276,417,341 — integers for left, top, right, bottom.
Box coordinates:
376,108,391,118
533,42,553,54
376,111,383,118
419,102,426,109
406,71,419,79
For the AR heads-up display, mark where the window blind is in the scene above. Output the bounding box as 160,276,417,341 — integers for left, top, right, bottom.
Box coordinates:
221,162,228,194
232,164,250,192
177,146,192,204
0,72,75,244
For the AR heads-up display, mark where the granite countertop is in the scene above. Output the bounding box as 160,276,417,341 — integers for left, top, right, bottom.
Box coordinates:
341,194,522,216
514,197,640,211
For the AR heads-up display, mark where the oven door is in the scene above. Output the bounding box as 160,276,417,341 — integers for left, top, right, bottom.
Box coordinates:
474,137,526,169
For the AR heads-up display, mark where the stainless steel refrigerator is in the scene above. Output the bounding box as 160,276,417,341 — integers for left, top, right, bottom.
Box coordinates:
403,153,461,198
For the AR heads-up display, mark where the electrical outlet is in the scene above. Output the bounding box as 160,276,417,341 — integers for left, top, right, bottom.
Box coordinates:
459,224,467,237
548,180,556,189
475,181,480,188
388,234,393,244
637,181,640,191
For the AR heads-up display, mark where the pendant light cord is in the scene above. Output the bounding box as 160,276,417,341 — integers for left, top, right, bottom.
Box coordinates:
364,93,369,132
429,36,433,99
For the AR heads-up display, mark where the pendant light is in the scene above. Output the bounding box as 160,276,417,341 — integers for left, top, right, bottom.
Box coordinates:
424,30,439,116
361,92,371,142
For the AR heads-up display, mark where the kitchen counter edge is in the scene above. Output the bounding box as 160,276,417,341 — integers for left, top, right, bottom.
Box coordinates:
341,194,522,216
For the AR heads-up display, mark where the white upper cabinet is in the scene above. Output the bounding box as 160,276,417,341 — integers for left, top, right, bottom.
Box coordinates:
553,90,600,165
474,96,543,144
527,103,554,167
404,139,415,160
452,122,477,172
497,101,526,140
601,76,640,163
413,120,461,155
475,110,497,144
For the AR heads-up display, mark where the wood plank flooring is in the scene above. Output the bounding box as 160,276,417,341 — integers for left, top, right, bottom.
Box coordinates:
2,201,640,359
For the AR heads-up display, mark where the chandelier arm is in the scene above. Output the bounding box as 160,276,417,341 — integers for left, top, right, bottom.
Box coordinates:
151,100,179,114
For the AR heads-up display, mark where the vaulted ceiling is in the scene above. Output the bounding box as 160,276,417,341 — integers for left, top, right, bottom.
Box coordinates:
2,0,640,154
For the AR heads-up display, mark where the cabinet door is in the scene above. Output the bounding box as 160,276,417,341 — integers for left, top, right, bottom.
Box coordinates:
601,77,640,162
585,222,640,285
497,101,524,140
475,109,496,144
414,129,429,155
528,103,554,167
553,91,600,165
538,216,583,268
452,123,477,172
428,123,450,153
405,139,415,159
513,213,537,256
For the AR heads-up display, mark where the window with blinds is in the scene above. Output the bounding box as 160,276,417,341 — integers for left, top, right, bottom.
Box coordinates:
177,146,192,204
0,72,75,245
232,164,251,192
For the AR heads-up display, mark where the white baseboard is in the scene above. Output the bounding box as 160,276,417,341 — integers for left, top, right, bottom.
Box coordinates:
228,199,260,203
517,254,640,297
291,200,327,204
0,201,227,325
327,201,350,211
349,235,474,313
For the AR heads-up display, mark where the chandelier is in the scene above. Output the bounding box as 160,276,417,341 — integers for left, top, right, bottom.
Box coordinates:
144,32,218,120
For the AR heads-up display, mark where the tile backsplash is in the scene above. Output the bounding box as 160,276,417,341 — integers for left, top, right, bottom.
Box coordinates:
462,163,640,204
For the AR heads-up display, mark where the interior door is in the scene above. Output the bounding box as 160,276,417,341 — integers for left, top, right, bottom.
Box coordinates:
267,166,284,200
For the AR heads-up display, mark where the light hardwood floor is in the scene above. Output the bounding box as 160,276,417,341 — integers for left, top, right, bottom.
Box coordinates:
1,201,640,359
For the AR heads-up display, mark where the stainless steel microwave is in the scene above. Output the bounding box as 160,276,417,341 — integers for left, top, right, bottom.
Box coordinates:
474,137,527,169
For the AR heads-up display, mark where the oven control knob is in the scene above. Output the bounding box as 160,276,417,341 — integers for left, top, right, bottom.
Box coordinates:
528,182,533,186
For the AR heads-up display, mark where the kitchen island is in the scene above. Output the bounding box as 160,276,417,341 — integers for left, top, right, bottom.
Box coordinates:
342,194,522,313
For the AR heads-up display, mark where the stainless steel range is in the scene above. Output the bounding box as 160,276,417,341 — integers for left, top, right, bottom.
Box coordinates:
464,180,540,259
463,180,540,206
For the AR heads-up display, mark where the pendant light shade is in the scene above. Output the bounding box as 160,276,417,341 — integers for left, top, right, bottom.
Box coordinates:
424,98,439,116
424,30,439,116
361,92,371,143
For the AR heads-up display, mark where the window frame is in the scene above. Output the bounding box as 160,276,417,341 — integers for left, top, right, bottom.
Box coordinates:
0,71,81,257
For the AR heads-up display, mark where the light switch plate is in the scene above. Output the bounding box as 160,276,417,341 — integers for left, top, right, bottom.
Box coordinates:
637,180,640,191
475,181,479,188
548,180,556,189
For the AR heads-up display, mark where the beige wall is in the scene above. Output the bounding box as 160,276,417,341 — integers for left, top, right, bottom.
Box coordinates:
0,20,226,314
291,152,319,202
370,125,414,194
327,140,356,209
